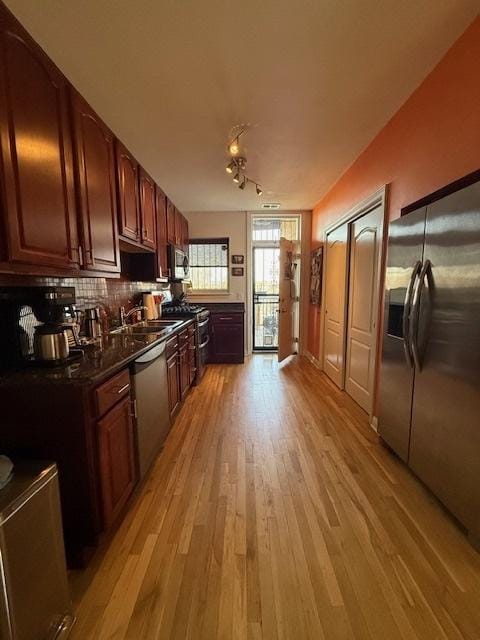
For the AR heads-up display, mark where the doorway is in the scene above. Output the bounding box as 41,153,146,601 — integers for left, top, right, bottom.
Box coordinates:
322,189,385,416
250,215,301,354
253,247,280,350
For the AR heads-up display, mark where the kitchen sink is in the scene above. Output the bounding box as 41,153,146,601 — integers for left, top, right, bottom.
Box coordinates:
110,319,184,335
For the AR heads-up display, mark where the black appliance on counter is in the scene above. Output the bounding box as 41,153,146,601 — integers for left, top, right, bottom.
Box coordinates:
0,286,80,369
162,296,209,383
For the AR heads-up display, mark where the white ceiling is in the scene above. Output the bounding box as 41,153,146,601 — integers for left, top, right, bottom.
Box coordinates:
5,0,478,212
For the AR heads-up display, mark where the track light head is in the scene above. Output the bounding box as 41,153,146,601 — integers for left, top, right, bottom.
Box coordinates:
226,160,235,174
256,184,263,196
233,171,241,183
229,138,240,155
239,177,247,190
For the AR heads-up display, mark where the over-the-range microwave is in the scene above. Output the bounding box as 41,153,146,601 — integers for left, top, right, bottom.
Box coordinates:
169,245,190,281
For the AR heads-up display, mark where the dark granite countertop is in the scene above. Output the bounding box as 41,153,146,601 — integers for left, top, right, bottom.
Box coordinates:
200,302,245,313
0,318,194,387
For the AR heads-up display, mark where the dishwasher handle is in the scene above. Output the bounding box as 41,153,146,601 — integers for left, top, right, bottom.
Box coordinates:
132,341,166,375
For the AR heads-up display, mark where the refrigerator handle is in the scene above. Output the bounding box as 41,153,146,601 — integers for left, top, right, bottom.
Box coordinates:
409,259,431,371
402,260,422,367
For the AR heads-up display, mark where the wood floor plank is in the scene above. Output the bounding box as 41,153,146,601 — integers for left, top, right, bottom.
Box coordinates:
70,355,480,640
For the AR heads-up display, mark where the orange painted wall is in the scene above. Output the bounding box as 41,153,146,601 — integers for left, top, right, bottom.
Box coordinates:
308,16,480,360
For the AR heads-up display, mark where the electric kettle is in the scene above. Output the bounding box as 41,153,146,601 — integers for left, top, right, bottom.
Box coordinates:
33,324,70,363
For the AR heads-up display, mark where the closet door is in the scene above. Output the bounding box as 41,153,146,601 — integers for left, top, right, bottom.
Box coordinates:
344,206,383,412
323,223,348,387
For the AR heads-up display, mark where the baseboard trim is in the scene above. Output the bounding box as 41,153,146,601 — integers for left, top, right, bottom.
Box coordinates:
304,350,323,371
369,415,378,433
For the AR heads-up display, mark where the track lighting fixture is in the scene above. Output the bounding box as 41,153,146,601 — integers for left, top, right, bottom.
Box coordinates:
224,126,265,195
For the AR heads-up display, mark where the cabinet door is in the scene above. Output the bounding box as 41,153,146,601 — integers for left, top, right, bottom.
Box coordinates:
138,168,156,250
70,91,120,272
188,333,196,386
182,215,189,253
97,396,136,530
174,208,183,247
0,7,78,269
156,187,168,277
209,316,244,363
179,344,190,399
166,198,176,245
167,352,180,418
115,141,140,242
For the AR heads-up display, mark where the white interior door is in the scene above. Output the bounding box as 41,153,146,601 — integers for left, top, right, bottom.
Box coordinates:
345,206,383,412
278,238,298,362
323,223,348,387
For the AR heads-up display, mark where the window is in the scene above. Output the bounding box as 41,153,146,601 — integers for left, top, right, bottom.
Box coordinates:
252,216,299,242
189,238,229,291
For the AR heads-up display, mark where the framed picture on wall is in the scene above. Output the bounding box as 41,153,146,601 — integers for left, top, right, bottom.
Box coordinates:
232,255,244,264
231,267,244,276
310,247,323,305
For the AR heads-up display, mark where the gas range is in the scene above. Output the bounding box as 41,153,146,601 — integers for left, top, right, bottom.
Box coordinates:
162,303,209,322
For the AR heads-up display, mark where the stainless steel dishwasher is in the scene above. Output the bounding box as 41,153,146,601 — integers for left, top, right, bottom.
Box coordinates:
131,341,170,479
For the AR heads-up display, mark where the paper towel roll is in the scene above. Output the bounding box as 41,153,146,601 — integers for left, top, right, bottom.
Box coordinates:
143,293,158,320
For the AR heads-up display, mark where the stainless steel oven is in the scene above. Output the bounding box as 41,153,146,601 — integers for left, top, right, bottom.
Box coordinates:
195,310,210,383
168,246,190,281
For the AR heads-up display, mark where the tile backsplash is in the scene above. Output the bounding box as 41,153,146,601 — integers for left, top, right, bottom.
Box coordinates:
0,274,160,328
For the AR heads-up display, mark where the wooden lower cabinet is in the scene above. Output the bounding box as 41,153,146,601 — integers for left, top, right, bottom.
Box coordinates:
188,332,196,386
97,396,136,529
208,312,245,363
166,324,196,417
179,344,190,399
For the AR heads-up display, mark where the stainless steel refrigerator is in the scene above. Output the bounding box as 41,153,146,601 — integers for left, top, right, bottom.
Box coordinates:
379,175,480,546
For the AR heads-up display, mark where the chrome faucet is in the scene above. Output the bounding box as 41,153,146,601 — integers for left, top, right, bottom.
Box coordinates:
119,305,148,327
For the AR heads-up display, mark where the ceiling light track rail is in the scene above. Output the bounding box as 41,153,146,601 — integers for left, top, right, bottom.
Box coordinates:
224,126,263,196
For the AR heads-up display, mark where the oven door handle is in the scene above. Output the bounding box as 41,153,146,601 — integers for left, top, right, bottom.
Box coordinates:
197,319,209,328
198,335,210,349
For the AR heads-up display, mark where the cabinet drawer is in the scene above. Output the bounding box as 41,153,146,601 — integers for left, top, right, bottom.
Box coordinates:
95,369,131,417
211,313,243,323
165,336,178,359
179,328,189,343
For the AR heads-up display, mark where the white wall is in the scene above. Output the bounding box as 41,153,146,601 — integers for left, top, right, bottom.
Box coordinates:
184,211,248,303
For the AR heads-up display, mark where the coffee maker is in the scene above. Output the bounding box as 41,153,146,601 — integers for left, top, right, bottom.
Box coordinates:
0,286,80,368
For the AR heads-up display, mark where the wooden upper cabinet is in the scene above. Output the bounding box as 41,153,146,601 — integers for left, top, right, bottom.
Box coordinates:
70,91,120,273
156,186,168,277
138,168,156,250
115,140,140,242
0,6,79,270
166,198,176,245
182,214,189,253
174,207,183,247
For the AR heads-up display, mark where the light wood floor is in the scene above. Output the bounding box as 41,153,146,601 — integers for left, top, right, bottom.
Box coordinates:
70,355,480,640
